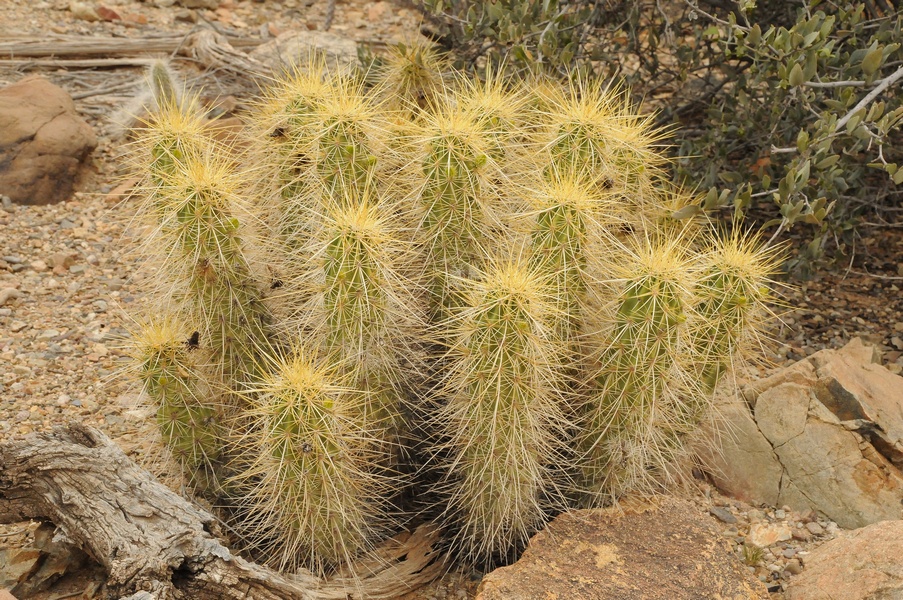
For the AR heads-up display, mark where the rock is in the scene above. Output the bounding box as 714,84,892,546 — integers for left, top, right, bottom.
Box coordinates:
49,251,79,275
700,339,903,529
0,288,21,306
709,506,738,524
68,1,99,21
791,527,812,542
475,497,767,600
696,392,784,506
0,77,96,205
0,546,41,590
367,1,390,21
249,30,358,73
174,8,198,22
177,0,219,8
786,520,903,600
747,522,792,548
785,558,803,575
0,522,88,596
95,5,121,20
805,522,824,536
811,337,903,467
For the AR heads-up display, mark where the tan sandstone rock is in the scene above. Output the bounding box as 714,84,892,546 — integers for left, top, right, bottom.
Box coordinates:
0,76,96,205
786,520,903,600
476,497,767,600
700,339,903,529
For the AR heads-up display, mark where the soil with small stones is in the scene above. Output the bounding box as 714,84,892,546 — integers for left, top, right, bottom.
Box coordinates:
1,0,902,598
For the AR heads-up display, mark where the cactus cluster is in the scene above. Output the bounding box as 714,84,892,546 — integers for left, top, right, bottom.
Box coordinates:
126,52,780,576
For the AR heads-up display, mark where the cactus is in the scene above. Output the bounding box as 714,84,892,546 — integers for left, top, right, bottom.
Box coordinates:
409,100,504,319
289,188,421,446
525,166,621,343
124,52,783,577
435,255,569,564
252,59,330,210
129,315,224,480
693,229,780,394
378,39,449,115
537,77,667,220
576,235,697,503
230,349,392,575
150,153,272,388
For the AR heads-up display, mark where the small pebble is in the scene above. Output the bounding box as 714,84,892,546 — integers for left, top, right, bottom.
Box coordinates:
785,558,803,575
805,522,824,535
36,329,60,341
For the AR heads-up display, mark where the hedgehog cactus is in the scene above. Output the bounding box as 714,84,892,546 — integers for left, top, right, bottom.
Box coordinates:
693,231,779,394
577,236,697,502
125,54,782,579
412,103,503,319
230,350,392,575
437,256,568,563
131,317,222,475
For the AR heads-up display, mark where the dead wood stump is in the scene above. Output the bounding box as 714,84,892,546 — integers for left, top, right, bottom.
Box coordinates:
0,423,446,600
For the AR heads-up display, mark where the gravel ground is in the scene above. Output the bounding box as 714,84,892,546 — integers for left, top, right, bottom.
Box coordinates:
2,0,903,597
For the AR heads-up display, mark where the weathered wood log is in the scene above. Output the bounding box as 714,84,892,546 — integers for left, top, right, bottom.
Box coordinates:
0,423,447,600
0,35,266,59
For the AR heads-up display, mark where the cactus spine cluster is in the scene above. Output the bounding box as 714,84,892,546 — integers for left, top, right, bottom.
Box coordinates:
126,53,780,577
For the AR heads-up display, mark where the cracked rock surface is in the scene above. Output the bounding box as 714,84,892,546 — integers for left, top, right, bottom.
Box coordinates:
700,338,903,529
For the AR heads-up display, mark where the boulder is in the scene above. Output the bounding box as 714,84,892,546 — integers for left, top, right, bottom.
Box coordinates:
785,520,903,600
476,497,767,600
700,339,903,529
249,30,358,73
0,76,96,205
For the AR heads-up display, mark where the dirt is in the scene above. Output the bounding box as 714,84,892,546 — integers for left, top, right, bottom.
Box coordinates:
1,0,902,598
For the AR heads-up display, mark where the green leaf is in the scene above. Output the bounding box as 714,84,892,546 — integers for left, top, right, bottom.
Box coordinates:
894,168,903,185
861,46,883,76
797,130,810,153
719,171,743,184
789,63,805,86
747,24,762,46
815,155,840,169
671,205,704,220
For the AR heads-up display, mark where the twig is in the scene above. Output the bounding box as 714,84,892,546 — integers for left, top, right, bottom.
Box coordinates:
848,269,903,280
768,64,903,154
324,0,336,31
834,64,903,131
803,79,868,88
71,79,142,100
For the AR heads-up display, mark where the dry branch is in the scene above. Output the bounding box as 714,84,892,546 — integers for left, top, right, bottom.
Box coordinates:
0,423,447,600
0,34,265,59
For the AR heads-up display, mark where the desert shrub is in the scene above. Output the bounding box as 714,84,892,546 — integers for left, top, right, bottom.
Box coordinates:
418,0,903,274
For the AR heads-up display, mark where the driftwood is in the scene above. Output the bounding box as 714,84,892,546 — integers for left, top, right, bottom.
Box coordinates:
0,424,447,600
